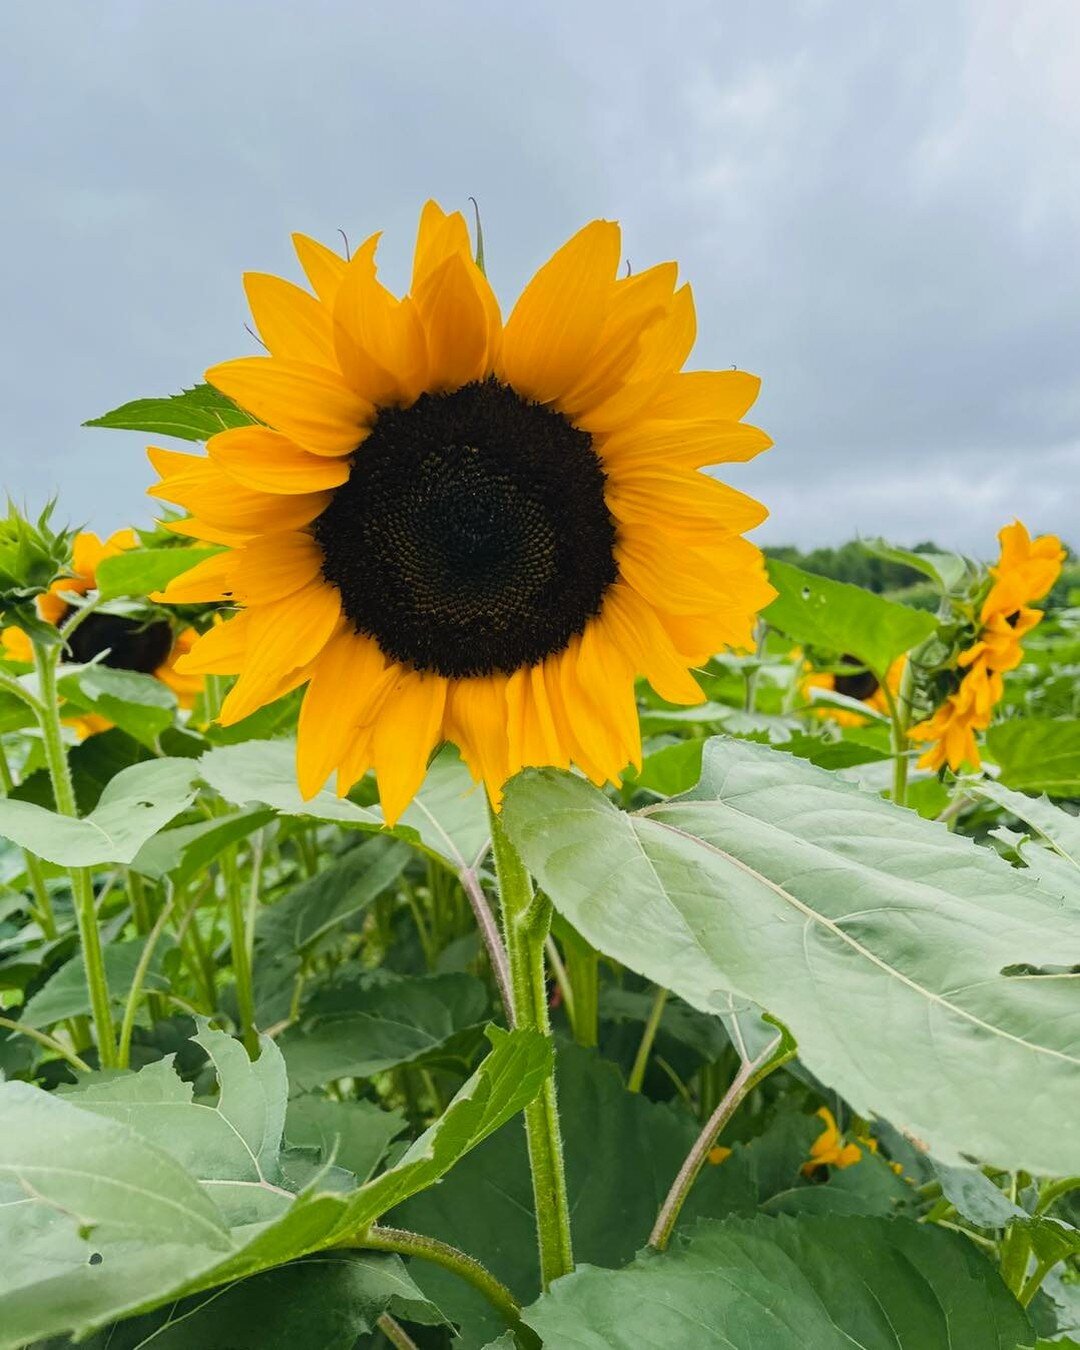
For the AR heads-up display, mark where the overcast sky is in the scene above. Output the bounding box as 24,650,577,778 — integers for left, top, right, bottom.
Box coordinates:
1,2,1077,554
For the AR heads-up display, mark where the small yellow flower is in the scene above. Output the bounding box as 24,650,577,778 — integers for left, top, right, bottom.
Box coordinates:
802,1107,863,1175
909,521,1063,773
801,655,904,727
707,1145,732,1166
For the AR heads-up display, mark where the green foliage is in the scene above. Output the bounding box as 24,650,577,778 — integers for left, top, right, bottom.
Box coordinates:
988,718,1080,796
94,546,223,599
765,537,949,593
764,558,937,674
503,737,1080,1175
513,1215,1032,1348
84,385,254,441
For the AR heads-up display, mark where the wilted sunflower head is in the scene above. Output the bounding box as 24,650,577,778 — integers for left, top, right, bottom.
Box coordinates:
150,202,775,823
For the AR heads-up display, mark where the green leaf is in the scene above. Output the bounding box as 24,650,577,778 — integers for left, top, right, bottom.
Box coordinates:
634,739,704,797
95,547,223,600
199,740,380,826
284,1097,406,1184
59,664,177,747
988,719,1080,796
21,937,172,1029
0,758,199,866
54,1251,440,1350
257,836,412,959
0,1081,234,1349
395,1045,826,1348
517,1214,1032,1349
930,1159,1023,1230
130,808,276,884
861,538,972,592
85,384,254,441
386,745,490,871
0,1023,549,1346
280,973,489,1091
502,737,1080,1175
764,558,937,674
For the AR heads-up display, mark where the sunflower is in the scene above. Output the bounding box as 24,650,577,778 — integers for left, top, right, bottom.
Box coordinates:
151,202,774,823
801,654,904,727
1,529,203,716
909,521,1063,772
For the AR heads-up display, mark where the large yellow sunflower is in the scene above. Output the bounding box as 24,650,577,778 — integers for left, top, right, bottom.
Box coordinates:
151,202,775,823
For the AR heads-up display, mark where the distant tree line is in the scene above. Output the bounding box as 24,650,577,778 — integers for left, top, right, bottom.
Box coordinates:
764,540,941,593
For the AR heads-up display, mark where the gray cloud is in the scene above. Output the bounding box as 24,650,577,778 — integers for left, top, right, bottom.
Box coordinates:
1,0,1077,555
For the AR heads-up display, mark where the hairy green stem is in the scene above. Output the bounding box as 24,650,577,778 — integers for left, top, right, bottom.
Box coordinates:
627,985,668,1093
650,1042,794,1250
221,846,258,1055
0,740,58,938
359,1225,533,1343
376,1314,420,1350
885,656,918,807
488,801,574,1289
0,1015,91,1074
32,641,116,1066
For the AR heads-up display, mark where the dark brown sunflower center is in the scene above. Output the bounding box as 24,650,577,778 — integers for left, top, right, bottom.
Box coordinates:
313,377,618,678
65,613,174,674
833,655,879,702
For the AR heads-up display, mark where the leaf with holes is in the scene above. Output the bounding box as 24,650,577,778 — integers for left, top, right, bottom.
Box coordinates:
502,736,1080,1175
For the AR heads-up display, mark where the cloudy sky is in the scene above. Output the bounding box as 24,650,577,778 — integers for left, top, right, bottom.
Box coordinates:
1,2,1077,554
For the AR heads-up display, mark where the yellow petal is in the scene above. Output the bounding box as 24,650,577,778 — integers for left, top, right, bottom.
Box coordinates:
499,220,621,403
597,583,704,705
333,235,429,404
230,531,324,604
154,549,236,604
296,628,396,798
205,356,371,457
372,671,448,825
598,418,773,471
219,580,341,725
174,612,250,674
630,282,697,381
292,232,348,306
557,262,675,418
605,465,769,535
410,201,502,369
207,426,352,495
645,370,762,421
148,447,332,534
243,272,337,366
445,673,510,803
413,251,490,390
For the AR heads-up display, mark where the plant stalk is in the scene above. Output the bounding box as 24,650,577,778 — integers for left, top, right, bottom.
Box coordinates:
487,800,574,1289
359,1225,534,1344
32,641,117,1066
650,1040,794,1250
627,985,668,1093
221,845,258,1056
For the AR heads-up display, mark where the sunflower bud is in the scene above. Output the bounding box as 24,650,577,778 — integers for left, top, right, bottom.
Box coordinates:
0,502,79,642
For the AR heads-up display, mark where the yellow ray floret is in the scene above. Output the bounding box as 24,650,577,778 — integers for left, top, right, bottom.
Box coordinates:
152,201,775,824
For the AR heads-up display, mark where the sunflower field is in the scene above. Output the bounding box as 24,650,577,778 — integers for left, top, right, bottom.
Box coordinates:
1,205,1079,1350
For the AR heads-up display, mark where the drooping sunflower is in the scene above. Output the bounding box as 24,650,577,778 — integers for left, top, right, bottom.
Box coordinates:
0,529,203,713
909,521,1063,772
151,202,775,823
801,654,905,727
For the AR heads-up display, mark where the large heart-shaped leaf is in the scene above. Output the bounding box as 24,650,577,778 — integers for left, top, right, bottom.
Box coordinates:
511,1215,1032,1349
503,737,1080,1175
0,758,199,866
764,558,937,675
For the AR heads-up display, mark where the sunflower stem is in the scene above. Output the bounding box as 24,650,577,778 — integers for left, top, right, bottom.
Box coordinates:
0,741,59,939
649,1039,794,1251
487,799,574,1289
31,640,117,1067
884,657,917,807
627,985,668,1093
221,844,258,1056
